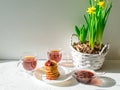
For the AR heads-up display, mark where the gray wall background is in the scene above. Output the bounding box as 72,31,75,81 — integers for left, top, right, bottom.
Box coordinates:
0,0,119,60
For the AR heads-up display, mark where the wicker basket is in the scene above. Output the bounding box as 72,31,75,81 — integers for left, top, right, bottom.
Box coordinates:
70,34,109,70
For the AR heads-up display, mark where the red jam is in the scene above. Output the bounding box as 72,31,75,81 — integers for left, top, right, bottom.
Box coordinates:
48,50,62,63
22,56,37,71
45,60,55,66
74,70,95,84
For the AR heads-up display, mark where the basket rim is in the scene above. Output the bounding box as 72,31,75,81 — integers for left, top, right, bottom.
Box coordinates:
70,45,108,57
70,34,109,57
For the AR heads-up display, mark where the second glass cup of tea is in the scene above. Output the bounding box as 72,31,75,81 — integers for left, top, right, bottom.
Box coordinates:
18,52,38,73
47,49,62,63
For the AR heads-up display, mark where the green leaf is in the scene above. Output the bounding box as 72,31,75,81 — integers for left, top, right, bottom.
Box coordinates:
84,15,90,30
104,2,112,27
89,0,93,6
82,25,88,42
75,25,80,36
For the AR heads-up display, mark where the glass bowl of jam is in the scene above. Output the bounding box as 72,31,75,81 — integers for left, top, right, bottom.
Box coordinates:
73,69,95,84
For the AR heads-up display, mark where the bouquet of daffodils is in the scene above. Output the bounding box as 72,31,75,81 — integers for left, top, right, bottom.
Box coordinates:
75,0,112,51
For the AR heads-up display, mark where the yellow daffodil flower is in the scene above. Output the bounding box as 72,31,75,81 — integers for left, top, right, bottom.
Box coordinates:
98,1,105,8
87,6,96,14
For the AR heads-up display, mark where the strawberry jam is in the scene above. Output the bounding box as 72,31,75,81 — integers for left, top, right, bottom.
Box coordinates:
73,70,95,84
45,60,55,66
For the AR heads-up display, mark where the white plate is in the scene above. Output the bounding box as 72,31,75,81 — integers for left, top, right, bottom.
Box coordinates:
41,66,73,84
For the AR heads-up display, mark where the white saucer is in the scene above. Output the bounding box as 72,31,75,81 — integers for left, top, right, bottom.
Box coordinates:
34,66,73,84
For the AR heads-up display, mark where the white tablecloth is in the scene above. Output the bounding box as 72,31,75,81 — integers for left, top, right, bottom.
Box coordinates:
0,60,120,90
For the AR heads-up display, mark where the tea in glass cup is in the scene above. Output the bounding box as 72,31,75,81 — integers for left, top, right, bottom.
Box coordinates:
17,52,38,73
47,49,62,63
22,56,37,71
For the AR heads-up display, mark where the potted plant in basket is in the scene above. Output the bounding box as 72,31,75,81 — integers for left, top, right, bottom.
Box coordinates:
71,0,112,70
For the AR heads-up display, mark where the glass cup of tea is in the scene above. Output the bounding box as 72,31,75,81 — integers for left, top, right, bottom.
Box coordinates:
47,49,62,63
17,52,38,74
22,56,37,71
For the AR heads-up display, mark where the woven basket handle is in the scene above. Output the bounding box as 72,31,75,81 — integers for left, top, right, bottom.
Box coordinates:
70,34,79,46
99,43,110,56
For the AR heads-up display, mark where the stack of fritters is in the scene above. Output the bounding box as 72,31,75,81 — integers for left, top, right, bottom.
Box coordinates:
45,60,60,80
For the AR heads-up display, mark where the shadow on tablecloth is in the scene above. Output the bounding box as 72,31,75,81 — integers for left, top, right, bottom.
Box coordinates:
94,76,116,88
51,76,116,88
49,77,79,87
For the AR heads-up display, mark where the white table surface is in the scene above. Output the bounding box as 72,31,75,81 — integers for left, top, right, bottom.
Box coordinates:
0,60,120,90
